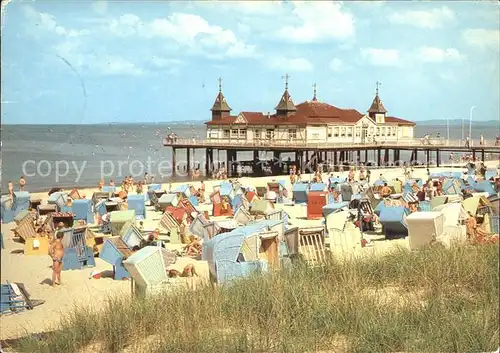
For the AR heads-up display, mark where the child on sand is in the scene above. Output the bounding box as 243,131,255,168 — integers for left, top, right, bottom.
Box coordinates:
48,232,65,286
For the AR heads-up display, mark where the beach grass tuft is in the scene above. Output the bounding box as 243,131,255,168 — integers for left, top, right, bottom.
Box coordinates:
15,244,499,353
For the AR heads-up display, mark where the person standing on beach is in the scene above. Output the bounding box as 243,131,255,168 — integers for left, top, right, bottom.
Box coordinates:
48,231,65,286
480,134,484,146
465,136,470,148
19,176,26,191
8,181,13,196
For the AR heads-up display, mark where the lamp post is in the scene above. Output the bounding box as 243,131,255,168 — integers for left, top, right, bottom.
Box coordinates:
469,105,475,141
446,117,449,144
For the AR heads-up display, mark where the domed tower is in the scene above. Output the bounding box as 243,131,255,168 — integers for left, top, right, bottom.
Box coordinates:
211,77,232,120
275,73,297,118
368,81,387,123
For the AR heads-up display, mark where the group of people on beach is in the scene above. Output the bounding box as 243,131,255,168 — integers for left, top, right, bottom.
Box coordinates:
7,176,26,196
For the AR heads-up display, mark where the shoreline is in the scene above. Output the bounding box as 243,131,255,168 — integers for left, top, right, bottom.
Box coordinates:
3,161,496,194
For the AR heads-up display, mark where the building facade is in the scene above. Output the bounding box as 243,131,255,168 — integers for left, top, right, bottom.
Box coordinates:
206,79,415,144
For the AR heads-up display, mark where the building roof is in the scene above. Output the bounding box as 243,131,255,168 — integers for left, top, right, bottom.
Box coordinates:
385,116,415,126
367,94,387,114
275,90,297,112
211,91,232,112
206,98,415,126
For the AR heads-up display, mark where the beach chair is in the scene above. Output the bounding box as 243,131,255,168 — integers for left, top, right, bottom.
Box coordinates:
234,206,253,226
12,192,31,217
307,191,330,220
202,222,220,241
145,184,162,204
159,212,181,244
127,194,146,220
14,209,31,225
94,200,107,217
430,195,448,209
379,206,409,240
102,186,116,193
13,214,37,242
62,226,96,270
123,246,177,298
68,189,81,200
1,283,26,315
109,210,136,236
473,180,496,195
37,203,57,217
339,184,353,202
72,199,94,224
322,201,350,217
172,184,191,199
310,183,327,192
250,200,274,216
256,186,267,198
105,201,120,213
0,232,3,250
189,214,209,238
52,211,75,229
147,189,160,209
158,193,179,210
99,237,133,280
188,195,199,207
1,195,14,223
47,192,67,211
213,201,234,217
298,227,327,267
92,191,111,207
258,231,280,270
406,212,444,250
30,198,42,211
119,221,145,249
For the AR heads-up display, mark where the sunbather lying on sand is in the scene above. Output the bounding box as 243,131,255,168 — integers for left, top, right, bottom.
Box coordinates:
168,264,198,278
184,235,202,257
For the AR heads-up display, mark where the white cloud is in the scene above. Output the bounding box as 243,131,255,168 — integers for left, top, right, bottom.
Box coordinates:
275,1,354,43
329,58,349,72
417,47,464,63
22,5,89,37
462,29,500,50
92,0,107,15
214,0,283,15
267,56,314,72
360,48,401,66
95,55,143,76
108,12,257,59
388,6,455,29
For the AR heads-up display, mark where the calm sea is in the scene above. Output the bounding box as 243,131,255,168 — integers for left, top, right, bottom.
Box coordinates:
1,123,498,192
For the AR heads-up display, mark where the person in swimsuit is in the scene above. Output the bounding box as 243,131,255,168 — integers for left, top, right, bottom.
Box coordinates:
8,181,13,196
19,176,26,191
48,231,65,286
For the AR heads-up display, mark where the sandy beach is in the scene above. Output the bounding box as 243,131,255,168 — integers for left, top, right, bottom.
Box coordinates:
1,162,498,341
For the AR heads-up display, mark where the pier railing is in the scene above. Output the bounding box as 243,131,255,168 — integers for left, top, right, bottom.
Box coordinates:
163,138,499,149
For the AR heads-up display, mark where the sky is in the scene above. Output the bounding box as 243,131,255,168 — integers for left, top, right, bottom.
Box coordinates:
1,0,499,124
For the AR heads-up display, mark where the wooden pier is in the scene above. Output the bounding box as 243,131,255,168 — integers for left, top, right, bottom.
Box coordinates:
164,138,500,177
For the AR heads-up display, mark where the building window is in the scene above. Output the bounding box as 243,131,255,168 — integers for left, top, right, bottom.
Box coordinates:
223,129,230,138
288,128,297,139
254,129,261,139
392,128,397,136
327,127,332,138
369,127,374,135
376,127,380,136
239,129,247,139
231,129,238,138
341,127,346,137
381,127,386,136
334,127,339,137
266,129,275,140
355,127,361,137
347,127,353,137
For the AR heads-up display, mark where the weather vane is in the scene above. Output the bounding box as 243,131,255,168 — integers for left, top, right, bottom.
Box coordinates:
282,73,290,90
218,77,223,92
376,81,382,95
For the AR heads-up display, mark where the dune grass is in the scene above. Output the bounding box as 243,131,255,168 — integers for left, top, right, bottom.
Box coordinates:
15,244,499,353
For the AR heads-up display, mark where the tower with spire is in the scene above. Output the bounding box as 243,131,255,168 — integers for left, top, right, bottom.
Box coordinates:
311,83,318,102
368,81,387,123
275,73,297,118
211,77,232,120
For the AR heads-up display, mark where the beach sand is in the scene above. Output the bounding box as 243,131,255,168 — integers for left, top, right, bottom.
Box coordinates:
1,162,498,341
